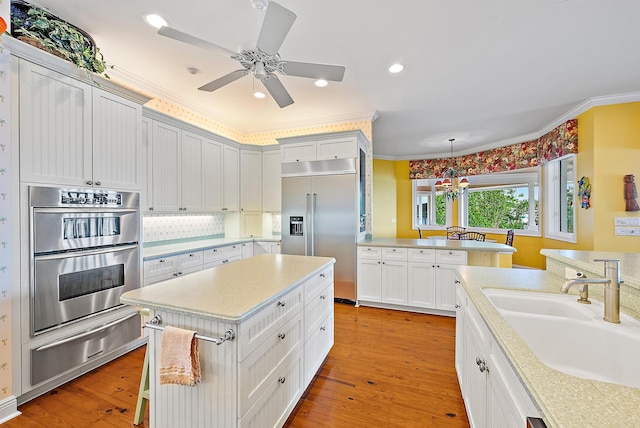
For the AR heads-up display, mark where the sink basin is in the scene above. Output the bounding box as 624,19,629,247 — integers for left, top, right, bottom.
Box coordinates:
482,288,640,389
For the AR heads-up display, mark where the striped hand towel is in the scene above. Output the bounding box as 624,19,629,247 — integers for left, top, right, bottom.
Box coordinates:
159,326,201,386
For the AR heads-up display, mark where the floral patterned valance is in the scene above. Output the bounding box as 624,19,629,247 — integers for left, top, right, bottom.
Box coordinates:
409,119,578,179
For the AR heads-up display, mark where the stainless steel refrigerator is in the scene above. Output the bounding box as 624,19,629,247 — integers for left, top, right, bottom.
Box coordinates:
282,171,362,302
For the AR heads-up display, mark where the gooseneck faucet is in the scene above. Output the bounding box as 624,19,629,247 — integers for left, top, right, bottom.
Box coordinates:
560,259,622,323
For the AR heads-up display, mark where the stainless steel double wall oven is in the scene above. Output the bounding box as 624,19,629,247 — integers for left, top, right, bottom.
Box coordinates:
28,186,142,386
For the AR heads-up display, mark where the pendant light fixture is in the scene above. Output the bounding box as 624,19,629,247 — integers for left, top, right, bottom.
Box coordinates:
435,138,469,199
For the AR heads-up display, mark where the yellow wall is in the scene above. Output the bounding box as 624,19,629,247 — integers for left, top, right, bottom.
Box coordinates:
377,102,640,269
372,159,397,237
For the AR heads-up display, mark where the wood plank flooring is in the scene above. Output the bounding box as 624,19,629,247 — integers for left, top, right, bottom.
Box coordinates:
5,304,469,428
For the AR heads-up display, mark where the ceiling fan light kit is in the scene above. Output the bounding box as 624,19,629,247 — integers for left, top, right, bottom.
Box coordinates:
157,1,346,108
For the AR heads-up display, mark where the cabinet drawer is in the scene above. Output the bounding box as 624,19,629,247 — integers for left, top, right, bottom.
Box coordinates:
177,251,203,270
203,247,225,264
238,351,303,428
407,248,436,263
238,285,304,361
304,311,333,386
304,265,333,301
305,284,333,339
436,249,467,265
358,246,381,260
238,312,303,417
381,247,408,261
144,256,179,279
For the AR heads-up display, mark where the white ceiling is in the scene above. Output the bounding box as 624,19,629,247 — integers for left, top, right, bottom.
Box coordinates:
26,0,640,159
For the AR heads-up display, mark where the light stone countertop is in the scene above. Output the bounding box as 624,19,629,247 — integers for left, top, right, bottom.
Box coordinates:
121,254,334,322
143,236,281,260
358,237,516,253
455,265,640,428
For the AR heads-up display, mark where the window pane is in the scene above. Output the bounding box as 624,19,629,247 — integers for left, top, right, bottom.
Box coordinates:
467,186,532,230
560,158,574,233
415,194,430,226
435,194,446,225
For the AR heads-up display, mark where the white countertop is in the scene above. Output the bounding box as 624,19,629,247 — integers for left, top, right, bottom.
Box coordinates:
143,236,281,260
358,237,516,253
121,254,334,322
456,265,640,428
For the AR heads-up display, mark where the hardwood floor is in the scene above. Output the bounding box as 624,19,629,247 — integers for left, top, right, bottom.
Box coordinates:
6,304,469,428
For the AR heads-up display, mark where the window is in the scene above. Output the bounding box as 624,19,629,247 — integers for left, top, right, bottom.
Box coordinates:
544,155,576,242
412,169,539,235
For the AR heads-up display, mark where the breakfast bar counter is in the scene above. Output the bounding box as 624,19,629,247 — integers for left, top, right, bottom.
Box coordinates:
121,254,336,428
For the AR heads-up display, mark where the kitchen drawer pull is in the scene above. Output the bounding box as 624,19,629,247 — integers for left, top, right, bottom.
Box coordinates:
277,301,286,307
278,333,286,340
86,180,92,185
454,279,461,284
320,294,326,300
320,326,326,331
278,376,286,384
189,253,195,257
320,273,326,278
159,259,165,263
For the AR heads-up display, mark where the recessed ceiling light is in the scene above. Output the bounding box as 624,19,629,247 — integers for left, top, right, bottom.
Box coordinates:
254,91,266,99
314,79,328,87
144,13,167,29
388,63,404,74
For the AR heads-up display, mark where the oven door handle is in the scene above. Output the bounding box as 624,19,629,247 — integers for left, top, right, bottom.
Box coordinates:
33,208,139,215
34,312,139,352
34,243,139,260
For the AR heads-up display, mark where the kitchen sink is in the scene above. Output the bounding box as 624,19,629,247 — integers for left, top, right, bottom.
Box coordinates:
482,288,640,389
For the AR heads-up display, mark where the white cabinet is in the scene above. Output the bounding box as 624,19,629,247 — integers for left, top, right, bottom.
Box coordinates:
240,149,263,212
179,131,205,211
303,265,334,386
148,121,180,211
203,244,242,269
262,149,282,212
357,246,466,313
19,60,143,190
240,242,254,259
456,286,541,428
223,145,240,211
279,134,360,163
143,251,204,286
254,241,281,255
203,139,224,211
380,248,408,305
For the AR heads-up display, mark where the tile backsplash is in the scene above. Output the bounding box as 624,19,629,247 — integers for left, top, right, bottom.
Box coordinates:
143,213,281,242
143,213,224,242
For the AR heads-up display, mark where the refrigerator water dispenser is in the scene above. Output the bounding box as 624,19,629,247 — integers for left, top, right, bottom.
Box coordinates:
290,216,304,236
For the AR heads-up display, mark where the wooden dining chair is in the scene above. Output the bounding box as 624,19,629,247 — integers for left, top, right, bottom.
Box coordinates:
505,229,515,246
446,226,466,240
418,228,423,239
461,231,486,241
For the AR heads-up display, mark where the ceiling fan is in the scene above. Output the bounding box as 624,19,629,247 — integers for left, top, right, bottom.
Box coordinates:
157,1,346,108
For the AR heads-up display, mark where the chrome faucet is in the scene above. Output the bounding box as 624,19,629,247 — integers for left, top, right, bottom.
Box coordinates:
560,259,622,323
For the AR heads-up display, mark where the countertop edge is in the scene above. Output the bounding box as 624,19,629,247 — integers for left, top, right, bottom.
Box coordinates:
358,238,517,253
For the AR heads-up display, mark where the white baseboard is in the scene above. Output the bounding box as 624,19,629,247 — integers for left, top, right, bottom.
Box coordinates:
0,396,20,424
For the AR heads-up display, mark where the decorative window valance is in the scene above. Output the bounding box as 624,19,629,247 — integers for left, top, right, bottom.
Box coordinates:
409,119,578,179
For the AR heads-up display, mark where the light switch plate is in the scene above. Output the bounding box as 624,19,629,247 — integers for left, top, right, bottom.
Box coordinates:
615,217,640,226
615,227,640,236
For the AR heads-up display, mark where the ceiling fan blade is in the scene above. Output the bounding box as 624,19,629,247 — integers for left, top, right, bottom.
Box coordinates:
198,70,249,92
256,2,297,56
262,75,294,108
158,26,237,56
282,61,346,82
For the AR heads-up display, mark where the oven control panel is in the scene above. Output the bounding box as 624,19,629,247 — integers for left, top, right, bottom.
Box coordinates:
60,190,123,206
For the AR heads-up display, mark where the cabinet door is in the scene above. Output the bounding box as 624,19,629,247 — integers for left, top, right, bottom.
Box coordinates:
316,137,358,160
19,60,92,185
150,121,180,211
203,138,224,211
262,150,282,212
222,145,240,211
464,317,488,428
407,262,436,308
357,259,381,302
435,264,458,311
240,149,263,212
381,260,408,305
142,117,153,210
455,288,466,387
241,242,254,259
281,141,316,163
269,242,281,254
92,88,143,190
180,131,204,211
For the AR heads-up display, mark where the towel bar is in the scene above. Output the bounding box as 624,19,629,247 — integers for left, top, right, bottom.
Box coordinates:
143,315,235,345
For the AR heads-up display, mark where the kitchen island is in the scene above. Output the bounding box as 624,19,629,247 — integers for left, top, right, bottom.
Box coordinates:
454,250,640,428
121,254,335,428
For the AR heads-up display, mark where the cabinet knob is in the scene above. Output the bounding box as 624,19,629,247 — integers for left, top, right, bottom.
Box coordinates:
454,279,461,284
159,259,165,263
189,253,195,257
95,181,101,186
277,301,286,307
278,377,286,384
320,294,326,300
86,180,92,185
320,273,326,278
278,333,286,340
149,207,154,211
320,326,326,331
455,304,460,308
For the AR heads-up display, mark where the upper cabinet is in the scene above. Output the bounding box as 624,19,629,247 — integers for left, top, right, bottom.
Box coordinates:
262,147,281,212
240,149,262,212
17,58,146,190
144,109,241,213
280,133,361,163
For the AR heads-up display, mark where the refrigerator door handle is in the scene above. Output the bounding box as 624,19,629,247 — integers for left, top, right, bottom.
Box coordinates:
309,193,317,256
305,193,312,256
